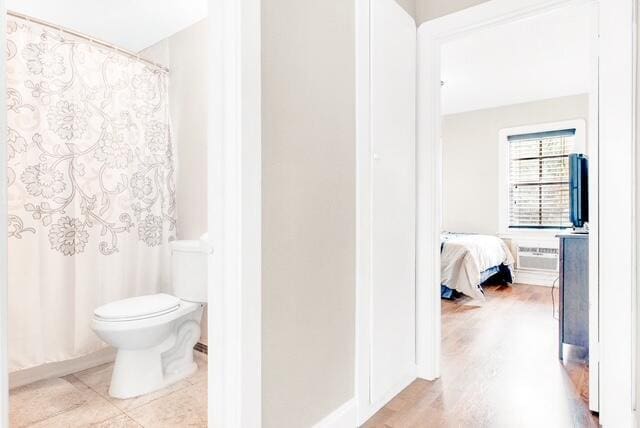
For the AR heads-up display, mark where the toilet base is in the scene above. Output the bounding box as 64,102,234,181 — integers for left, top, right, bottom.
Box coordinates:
108,317,202,399
108,348,198,399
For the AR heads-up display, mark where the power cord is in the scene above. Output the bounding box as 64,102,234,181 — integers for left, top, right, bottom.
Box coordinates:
551,276,559,320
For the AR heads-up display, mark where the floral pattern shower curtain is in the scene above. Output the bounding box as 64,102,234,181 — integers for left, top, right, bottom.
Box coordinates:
7,16,177,370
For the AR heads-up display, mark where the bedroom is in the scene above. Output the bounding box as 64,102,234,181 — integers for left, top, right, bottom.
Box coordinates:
433,2,597,425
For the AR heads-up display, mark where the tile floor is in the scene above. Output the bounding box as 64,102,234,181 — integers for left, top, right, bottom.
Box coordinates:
10,351,207,428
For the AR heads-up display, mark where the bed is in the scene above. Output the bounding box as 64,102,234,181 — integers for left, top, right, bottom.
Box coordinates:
440,233,515,300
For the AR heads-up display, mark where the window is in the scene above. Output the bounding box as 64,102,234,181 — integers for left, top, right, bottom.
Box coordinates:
507,129,576,229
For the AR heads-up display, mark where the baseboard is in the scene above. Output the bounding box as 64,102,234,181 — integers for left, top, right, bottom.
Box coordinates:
9,347,116,389
358,366,417,425
312,398,357,428
10,342,208,390
514,269,559,287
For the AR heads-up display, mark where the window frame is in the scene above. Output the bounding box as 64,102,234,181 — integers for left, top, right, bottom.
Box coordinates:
498,119,586,235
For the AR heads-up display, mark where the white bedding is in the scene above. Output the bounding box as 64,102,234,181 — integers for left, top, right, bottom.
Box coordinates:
441,233,515,300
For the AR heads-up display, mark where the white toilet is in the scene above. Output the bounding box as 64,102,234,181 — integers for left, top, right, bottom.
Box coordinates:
91,239,209,399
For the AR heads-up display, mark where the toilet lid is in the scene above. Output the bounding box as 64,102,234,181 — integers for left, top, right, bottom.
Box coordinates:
94,293,181,321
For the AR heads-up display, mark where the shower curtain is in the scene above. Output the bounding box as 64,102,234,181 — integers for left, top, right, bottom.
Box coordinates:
6,16,177,371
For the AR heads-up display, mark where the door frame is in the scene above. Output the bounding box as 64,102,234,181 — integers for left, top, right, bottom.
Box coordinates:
354,0,374,422
417,0,600,403
0,0,8,424
354,0,371,421
416,0,635,426
208,0,262,427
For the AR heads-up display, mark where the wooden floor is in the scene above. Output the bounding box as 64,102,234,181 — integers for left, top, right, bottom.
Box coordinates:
363,283,598,428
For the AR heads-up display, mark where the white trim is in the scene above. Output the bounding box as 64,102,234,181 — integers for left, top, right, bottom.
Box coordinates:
311,398,358,428
497,119,587,235
598,0,636,425
238,0,262,425
499,119,587,152
636,0,640,417
9,348,116,389
416,14,443,382
417,0,636,425
208,0,261,426
355,0,373,424
585,2,600,410
0,2,8,424
358,368,416,425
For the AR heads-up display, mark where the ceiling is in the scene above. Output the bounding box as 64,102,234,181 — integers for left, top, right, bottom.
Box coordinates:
6,0,207,52
441,4,593,115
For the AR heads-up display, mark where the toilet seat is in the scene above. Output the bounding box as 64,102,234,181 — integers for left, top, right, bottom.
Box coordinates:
94,293,181,322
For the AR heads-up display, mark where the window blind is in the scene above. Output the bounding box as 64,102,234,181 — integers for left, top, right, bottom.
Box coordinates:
507,129,575,229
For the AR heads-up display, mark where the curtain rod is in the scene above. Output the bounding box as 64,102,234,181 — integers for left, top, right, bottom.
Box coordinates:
7,10,169,73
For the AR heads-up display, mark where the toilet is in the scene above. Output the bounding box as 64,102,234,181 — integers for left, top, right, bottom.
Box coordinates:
91,238,210,399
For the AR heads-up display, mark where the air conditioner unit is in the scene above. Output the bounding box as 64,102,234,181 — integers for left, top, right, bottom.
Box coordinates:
516,245,559,272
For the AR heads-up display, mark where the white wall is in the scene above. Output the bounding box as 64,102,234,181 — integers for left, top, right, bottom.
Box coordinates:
6,0,207,52
167,22,208,242
140,20,208,242
442,94,589,235
0,1,8,424
394,0,416,19
138,39,169,70
261,0,356,426
416,0,488,25
140,20,209,344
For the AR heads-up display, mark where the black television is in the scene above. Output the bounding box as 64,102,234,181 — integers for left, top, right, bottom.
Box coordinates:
569,153,588,229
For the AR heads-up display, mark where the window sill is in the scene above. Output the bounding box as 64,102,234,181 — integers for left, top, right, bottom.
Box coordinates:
499,228,570,239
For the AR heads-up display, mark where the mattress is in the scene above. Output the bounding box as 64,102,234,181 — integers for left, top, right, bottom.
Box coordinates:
440,233,515,300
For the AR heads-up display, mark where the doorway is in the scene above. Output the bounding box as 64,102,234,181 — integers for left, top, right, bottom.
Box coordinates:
0,0,262,426
435,2,598,420
357,0,636,426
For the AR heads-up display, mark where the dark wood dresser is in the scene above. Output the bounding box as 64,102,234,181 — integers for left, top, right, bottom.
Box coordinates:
557,233,589,359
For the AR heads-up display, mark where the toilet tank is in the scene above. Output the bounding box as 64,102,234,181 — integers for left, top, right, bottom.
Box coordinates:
170,239,210,303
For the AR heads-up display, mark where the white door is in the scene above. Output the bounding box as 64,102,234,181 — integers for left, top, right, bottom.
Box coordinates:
369,0,417,405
